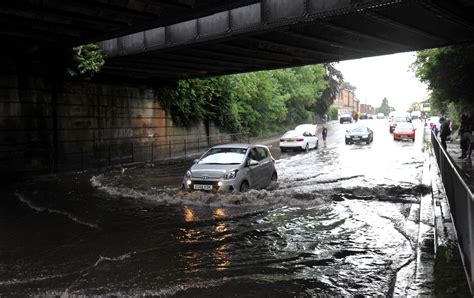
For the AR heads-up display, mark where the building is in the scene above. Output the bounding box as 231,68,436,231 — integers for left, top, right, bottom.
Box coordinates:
360,103,375,114
332,88,359,116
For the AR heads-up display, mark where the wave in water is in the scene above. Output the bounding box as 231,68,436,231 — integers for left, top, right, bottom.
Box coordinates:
15,192,98,229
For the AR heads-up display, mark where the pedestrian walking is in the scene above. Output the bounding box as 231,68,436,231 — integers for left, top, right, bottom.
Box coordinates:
322,126,328,145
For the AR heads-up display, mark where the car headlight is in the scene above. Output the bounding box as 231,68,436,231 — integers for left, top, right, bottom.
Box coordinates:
362,135,368,138
185,170,192,178
345,135,350,138
224,170,238,179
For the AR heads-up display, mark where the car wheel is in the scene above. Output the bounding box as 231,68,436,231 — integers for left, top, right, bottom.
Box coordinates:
240,181,249,192
413,138,415,142
304,143,309,152
271,172,278,182
315,140,319,149
281,148,286,152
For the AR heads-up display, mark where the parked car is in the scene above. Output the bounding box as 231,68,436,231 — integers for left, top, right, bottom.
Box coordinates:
360,113,368,120
377,113,385,119
393,122,416,141
280,125,319,152
345,125,374,144
389,116,410,133
182,144,277,192
340,113,353,124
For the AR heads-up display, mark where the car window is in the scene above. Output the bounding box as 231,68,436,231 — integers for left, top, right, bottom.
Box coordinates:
397,123,413,130
393,117,407,122
256,147,268,161
351,126,368,132
199,148,247,164
249,148,259,161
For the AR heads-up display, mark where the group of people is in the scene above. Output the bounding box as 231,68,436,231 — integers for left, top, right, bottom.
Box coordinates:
435,113,474,159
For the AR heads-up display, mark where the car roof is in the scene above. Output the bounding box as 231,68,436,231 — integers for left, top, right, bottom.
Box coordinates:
350,125,369,130
210,143,268,150
295,124,316,132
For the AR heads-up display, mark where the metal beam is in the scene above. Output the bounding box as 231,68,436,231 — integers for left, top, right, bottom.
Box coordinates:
97,0,410,58
284,29,378,55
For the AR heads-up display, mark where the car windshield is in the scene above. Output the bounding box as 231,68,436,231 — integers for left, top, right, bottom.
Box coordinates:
350,126,368,133
198,148,247,165
392,117,407,122
396,123,413,130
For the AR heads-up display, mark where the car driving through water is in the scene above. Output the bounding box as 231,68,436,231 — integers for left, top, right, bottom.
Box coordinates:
183,144,277,192
345,125,374,144
393,122,416,141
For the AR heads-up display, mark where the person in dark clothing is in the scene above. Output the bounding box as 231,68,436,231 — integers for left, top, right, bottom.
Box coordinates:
439,117,450,150
459,113,469,158
322,126,328,145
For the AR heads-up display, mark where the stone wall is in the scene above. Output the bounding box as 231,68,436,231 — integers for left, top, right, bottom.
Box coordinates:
0,57,233,174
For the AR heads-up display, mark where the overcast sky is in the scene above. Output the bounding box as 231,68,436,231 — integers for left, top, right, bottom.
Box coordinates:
336,52,429,112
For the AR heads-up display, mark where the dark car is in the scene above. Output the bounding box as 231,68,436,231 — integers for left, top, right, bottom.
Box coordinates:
340,113,353,124
360,113,368,120
345,125,374,144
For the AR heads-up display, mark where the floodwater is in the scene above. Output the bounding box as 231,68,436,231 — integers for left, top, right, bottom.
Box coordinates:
0,119,433,296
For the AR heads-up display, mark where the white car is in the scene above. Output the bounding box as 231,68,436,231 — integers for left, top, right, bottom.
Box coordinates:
280,124,319,152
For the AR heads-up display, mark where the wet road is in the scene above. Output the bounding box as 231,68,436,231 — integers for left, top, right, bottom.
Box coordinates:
1,119,432,296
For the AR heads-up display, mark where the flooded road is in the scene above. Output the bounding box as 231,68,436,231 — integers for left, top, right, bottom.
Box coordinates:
1,119,432,296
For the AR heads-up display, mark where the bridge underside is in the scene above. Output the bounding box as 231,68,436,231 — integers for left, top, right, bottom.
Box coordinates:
97,0,474,82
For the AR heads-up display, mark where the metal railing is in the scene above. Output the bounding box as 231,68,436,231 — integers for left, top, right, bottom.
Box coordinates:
0,132,249,173
431,130,474,294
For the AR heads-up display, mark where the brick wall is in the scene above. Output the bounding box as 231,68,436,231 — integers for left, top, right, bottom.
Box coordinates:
0,57,231,174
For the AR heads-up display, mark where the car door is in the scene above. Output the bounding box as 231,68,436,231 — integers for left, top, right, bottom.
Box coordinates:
256,147,273,187
247,148,263,188
305,131,317,148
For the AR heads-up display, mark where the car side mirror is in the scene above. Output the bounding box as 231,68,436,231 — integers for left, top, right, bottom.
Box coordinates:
193,159,199,164
247,159,259,167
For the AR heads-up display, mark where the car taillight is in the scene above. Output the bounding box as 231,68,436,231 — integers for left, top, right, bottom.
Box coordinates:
296,138,304,142
280,139,285,142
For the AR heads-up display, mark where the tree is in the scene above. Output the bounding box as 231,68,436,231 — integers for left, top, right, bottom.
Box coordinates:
311,63,343,120
67,44,105,80
156,64,333,136
375,97,394,115
411,44,474,112
342,81,356,92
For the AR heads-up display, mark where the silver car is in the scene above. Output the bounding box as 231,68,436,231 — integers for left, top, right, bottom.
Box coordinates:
182,144,277,192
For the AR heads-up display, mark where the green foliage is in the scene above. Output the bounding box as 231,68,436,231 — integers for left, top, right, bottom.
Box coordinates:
68,44,105,80
375,97,394,115
157,64,332,136
328,106,339,120
412,45,474,113
313,63,343,119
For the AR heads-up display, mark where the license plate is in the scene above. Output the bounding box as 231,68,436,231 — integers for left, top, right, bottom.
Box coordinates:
286,140,294,142
352,137,360,140
194,184,213,190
